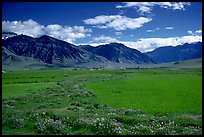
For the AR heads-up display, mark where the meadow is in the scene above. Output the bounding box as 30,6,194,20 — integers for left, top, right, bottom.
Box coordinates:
84,69,202,114
2,68,202,135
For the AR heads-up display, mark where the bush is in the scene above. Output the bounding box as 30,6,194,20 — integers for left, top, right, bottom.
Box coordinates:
35,118,67,134
75,117,127,135
30,112,70,134
2,112,25,129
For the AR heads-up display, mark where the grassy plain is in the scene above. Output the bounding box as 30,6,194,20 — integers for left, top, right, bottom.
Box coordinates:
2,68,202,135
84,69,202,114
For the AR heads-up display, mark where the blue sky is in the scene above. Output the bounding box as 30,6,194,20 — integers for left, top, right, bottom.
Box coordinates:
2,2,202,52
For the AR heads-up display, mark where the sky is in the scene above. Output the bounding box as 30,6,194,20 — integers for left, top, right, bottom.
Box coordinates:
2,2,202,52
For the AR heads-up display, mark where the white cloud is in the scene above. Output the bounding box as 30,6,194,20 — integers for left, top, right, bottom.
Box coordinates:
84,15,152,30
146,29,155,32
87,42,109,47
2,19,45,37
92,35,118,43
2,19,92,43
195,30,202,34
187,30,202,35
115,32,123,36
121,38,179,52
138,5,152,14
45,25,92,43
146,27,160,33
187,30,193,35
146,27,174,33
116,2,190,15
165,27,174,30
175,35,202,44
84,15,119,25
121,35,202,52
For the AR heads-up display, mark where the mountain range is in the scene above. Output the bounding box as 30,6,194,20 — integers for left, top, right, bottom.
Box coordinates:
2,32,202,70
2,34,110,65
145,42,202,63
80,43,156,64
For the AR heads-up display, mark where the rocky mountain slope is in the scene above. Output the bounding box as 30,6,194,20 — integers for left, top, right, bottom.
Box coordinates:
2,35,110,67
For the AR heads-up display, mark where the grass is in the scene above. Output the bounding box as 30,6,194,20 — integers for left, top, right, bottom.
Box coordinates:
2,82,56,99
2,68,202,135
84,70,202,114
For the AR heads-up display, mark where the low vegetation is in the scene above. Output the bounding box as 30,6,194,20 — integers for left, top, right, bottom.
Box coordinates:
2,68,202,135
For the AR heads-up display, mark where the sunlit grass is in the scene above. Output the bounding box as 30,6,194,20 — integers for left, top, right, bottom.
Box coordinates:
2,82,56,99
2,68,202,135
84,70,202,114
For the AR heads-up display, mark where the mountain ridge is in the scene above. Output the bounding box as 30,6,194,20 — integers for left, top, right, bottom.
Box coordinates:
2,33,202,70
145,42,202,63
2,34,157,70
80,42,156,64
2,34,110,66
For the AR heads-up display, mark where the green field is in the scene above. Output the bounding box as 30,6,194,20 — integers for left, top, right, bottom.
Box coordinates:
2,68,202,135
2,82,56,98
84,70,202,114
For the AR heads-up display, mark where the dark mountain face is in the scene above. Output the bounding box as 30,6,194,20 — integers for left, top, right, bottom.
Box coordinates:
145,42,202,63
81,43,156,64
2,35,108,65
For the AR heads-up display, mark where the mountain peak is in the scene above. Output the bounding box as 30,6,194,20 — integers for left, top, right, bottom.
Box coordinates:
109,42,123,45
105,42,125,46
2,34,109,65
8,34,34,41
38,35,56,40
99,43,127,50
37,35,74,45
2,31,17,35
81,42,156,64
2,31,18,39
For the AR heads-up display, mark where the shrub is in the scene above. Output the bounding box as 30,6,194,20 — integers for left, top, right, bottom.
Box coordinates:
2,112,24,129
35,118,67,134
75,117,127,135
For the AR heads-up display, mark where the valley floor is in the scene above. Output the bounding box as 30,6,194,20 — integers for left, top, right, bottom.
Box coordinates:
2,68,202,135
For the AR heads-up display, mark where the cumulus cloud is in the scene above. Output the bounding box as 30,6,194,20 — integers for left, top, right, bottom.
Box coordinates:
45,24,92,43
122,35,202,52
84,15,119,25
2,19,92,43
84,15,152,30
2,19,45,37
116,2,191,15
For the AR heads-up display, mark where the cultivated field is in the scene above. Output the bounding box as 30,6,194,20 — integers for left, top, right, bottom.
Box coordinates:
2,68,202,135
